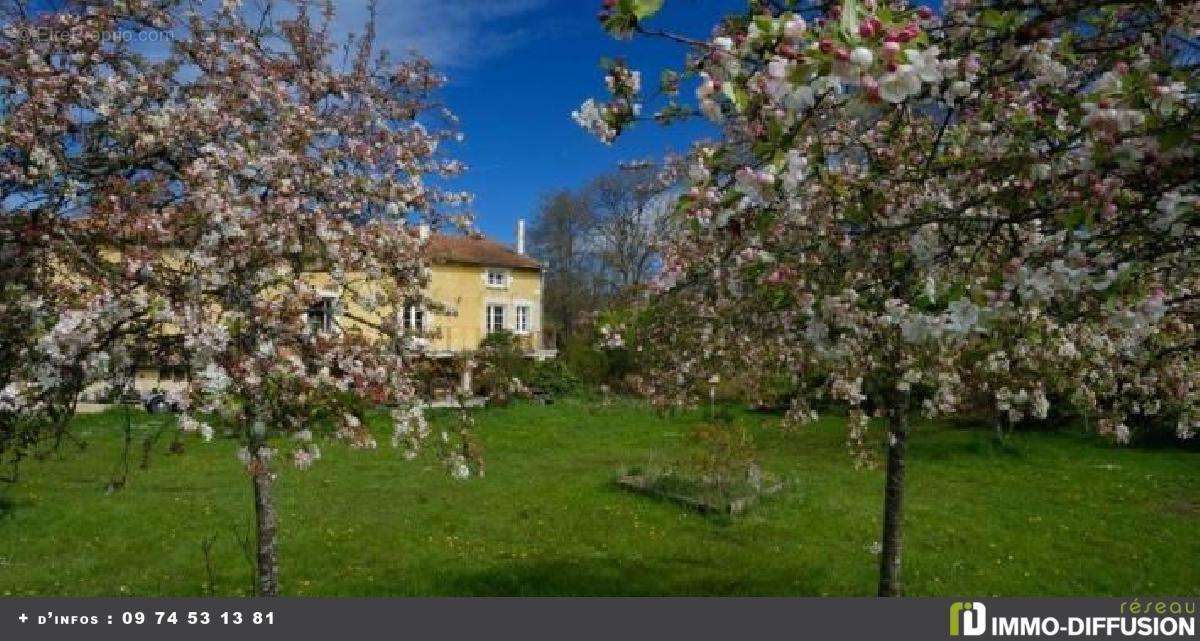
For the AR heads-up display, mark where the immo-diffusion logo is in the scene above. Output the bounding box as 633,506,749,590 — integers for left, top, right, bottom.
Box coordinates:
950,602,987,636
949,600,1197,638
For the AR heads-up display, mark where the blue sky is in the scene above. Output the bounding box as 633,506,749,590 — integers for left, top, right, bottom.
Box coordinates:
14,0,737,237
337,0,743,244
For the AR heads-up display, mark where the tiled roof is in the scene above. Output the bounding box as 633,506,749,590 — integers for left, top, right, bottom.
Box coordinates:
426,233,541,270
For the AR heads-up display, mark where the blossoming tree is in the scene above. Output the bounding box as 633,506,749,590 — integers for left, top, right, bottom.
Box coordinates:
2,0,183,477
577,0,1198,595
2,0,477,596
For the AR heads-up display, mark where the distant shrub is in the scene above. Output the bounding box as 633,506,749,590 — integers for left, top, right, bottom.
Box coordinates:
560,333,614,386
526,359,579,396
475,331,528,402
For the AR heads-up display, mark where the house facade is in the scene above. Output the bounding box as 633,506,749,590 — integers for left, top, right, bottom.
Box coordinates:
122,222,549,399
419,227,551,358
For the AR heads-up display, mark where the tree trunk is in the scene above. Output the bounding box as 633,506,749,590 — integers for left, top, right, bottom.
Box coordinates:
251,449,280,597
878,407,910,597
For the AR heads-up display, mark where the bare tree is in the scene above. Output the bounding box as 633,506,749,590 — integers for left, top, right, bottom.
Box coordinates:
528,190,602,340
529,164,675,343
584,164,673,295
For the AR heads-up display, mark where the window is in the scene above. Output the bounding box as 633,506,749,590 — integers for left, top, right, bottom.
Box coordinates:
158,365,187,383
403,303,425,333
306,296,336,333
515,305,530,334
486,304,505,334
486,269,507,288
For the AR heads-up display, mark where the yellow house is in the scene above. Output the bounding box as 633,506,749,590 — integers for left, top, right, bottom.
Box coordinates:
122,222,551,400
418,224,551,358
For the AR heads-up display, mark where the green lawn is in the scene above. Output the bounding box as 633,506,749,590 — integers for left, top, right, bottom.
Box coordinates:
1,398,1197,596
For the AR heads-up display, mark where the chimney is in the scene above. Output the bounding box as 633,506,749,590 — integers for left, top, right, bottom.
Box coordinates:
418,223,431,241
516,219,526,255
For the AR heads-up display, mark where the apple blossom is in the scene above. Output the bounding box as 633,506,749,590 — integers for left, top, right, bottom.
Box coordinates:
3,0,479,596
579,0,1199,597
850,47,874,68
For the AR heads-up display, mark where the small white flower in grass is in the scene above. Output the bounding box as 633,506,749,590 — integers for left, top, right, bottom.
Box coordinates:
866,541,883,555
293,449,314,470
179,415,200,433
447,453,472,480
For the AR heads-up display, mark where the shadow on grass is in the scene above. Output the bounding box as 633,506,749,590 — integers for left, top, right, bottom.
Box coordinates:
906,430,1029,462
431,557,827,596
0,494,21,519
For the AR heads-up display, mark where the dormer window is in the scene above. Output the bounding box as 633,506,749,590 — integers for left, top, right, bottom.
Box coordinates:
485,269,508,288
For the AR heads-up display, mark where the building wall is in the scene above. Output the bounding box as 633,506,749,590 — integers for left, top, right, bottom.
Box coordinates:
424,263,543,353
83,261,545,401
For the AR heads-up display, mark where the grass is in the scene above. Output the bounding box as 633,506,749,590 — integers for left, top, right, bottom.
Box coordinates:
0,397,1197,596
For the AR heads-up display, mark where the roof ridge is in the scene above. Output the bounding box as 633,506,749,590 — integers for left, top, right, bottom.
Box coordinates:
425,231,541,270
